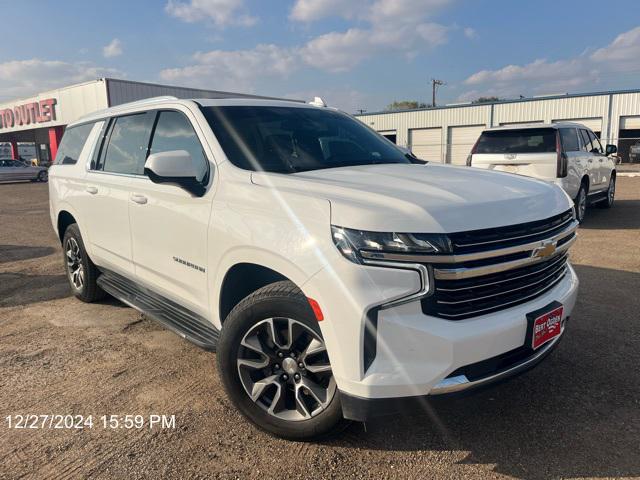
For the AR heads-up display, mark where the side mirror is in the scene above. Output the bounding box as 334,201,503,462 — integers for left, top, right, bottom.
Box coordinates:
144,150,205,196
605,144,617,156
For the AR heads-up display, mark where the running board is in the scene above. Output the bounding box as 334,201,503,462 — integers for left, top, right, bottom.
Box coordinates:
97,270,219,351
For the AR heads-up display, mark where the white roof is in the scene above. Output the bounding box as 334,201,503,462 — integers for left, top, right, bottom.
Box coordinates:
70,96,318,127
486,122,588,131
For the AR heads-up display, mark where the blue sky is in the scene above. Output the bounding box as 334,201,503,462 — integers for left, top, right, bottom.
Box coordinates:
1,0,640,112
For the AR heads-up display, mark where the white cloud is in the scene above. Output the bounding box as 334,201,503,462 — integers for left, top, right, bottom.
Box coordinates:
289,0,366,22
165,0,256,27
160,44,296,92
103,38,123,58
0,59,121,99
463,27,476,39
458,25,640,101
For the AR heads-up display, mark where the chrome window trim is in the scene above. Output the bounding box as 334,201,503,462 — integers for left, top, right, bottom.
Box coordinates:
359,220,578,265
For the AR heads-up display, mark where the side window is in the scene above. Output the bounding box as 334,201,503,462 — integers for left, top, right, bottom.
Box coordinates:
102,113,154,175
559,128,579,152
54,123,95,165
587,130,603,154
149,111,209,183
579,129,592,153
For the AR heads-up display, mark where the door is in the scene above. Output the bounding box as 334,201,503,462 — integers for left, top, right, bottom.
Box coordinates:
588,130,612,189
83,112,155,276
409,127,442,162
578,129,600,189
558,127,583,199
447,125,484,165
129,109,213,316
0,160,16,181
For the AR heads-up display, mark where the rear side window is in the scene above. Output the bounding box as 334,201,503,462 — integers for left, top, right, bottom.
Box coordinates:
476,128,557,154
559,128,579,152
102,113,154,175
149,111,208,182
54,123,95,165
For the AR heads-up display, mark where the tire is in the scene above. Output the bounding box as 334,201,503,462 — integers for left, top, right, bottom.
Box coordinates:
62,223,106,302
574,183,588,223
37,170,48,182
598,175,615,209
217,280,347,440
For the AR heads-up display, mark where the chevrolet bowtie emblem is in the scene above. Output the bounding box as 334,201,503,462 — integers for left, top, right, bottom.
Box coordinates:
532,240,557,259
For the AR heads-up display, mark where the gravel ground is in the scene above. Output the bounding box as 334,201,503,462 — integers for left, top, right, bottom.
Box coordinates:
0,179,639,480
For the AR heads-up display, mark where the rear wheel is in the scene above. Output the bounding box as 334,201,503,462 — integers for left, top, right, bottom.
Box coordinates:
37,170,48,182
598,175,615,209
62,223,105,302
217,281,346,440
574,183,588,223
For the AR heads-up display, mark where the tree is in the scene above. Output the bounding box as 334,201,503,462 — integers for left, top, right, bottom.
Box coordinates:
385,100,430,111
471,96,502,104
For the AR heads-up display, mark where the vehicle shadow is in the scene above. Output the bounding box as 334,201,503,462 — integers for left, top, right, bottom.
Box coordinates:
0,272,70,308
580,199,640,230
325,264,640,479
0,245,56,264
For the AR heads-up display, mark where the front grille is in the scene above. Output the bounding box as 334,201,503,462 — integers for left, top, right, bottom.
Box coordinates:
421,209,575,320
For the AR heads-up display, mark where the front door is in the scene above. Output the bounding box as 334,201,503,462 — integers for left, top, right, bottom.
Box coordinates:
128,109,213,317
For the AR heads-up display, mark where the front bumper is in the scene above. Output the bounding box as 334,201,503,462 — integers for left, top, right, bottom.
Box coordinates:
303,260,579,403
340,325,566,421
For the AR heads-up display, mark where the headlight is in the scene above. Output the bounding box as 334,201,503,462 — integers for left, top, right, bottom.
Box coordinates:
331,226,452,264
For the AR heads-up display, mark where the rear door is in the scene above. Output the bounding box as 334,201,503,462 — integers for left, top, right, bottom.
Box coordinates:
128,108,213,316
558,127,583,198
470,128,558,180
578,129,602,189
83,112,155,276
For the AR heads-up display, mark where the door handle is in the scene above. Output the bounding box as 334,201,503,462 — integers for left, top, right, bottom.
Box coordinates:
131,194,148,205
599,158,603,162
86,186,98,194
588,159,593,163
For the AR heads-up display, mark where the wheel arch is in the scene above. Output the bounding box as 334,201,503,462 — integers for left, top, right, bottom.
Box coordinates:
57,210,78,243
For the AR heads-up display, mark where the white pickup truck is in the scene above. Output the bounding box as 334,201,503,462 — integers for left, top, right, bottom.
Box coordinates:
467,122,617,222
49,96,579,439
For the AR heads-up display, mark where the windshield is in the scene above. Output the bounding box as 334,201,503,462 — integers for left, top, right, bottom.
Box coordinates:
200,105,410,173
476,128,557,154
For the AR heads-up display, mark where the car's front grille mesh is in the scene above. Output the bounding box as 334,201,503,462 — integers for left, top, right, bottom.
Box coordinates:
422,210,575,320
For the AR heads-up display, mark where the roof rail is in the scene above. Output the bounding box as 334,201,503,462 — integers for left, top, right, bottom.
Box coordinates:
73,96,182,124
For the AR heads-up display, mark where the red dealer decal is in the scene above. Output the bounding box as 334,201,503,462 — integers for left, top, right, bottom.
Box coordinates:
0,98,57,129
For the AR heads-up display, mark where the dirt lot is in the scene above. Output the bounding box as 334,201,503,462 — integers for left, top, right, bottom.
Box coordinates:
1,179,639,480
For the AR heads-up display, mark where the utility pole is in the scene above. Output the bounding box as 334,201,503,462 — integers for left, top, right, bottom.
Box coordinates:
431,78,445,107
356,109,367,115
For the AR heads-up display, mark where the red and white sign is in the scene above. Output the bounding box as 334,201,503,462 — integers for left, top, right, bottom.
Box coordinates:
532,306,563,350
0,98,57,130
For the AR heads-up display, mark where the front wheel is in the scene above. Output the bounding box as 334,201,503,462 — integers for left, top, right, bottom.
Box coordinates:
217,281,347,440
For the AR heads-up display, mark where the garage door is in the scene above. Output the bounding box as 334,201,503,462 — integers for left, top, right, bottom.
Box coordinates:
447,125,485,165
553,118,602,133
409,128,442,162
620,116,640,130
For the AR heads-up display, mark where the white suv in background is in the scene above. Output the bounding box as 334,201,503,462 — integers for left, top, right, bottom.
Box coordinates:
467,123,617,222
49,96,579,440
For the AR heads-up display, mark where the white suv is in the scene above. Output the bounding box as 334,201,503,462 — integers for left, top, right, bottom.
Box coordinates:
467,123,617,222
49,96,579,439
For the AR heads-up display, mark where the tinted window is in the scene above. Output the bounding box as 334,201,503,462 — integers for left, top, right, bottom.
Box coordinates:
201,106,409,173
476,128,556,154
579,129,592,152
559,128,579,152
587,130,603,154
102,113,154,174
149,111,208,182
54,123,95,165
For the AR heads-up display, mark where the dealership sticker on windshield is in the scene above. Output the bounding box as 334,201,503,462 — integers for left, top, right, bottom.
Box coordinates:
531,306,563,350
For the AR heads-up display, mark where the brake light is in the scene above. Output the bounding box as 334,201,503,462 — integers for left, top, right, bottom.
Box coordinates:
467,136,481,166
556,132,567,178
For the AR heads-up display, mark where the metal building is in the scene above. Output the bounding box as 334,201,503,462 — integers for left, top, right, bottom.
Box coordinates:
0,78,290,165
356,90,640,164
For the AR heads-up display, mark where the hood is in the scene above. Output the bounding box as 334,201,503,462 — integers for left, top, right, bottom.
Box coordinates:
251,163,572,233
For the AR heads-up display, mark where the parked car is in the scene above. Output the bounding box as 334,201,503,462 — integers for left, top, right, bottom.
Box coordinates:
0,158,48,182
467,123,617,222
49,96,579,440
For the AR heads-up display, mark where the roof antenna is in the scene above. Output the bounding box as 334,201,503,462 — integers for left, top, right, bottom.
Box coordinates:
309,96,327,107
